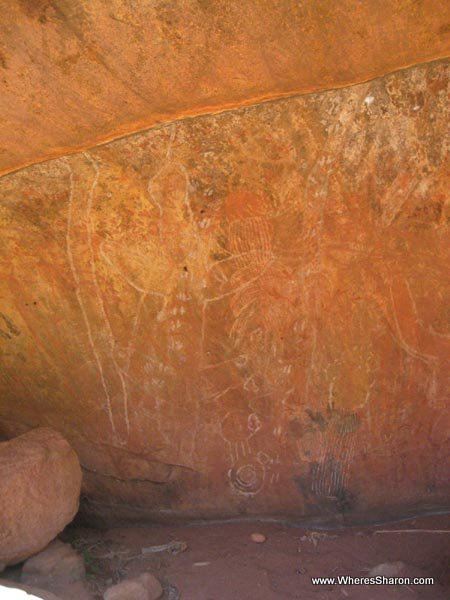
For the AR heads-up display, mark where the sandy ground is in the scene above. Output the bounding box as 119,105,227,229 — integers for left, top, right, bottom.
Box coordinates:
69,514,450,599
3,514,449,599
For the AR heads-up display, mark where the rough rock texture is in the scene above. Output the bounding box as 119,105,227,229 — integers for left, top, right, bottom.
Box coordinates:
22,541,85,587
0,429,82,566
0,0,449,176
0,60,448,522
21,540,87,598
103,573,163,600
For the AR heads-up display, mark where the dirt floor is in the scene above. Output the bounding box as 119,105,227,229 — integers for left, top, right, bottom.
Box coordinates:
3,514,450,599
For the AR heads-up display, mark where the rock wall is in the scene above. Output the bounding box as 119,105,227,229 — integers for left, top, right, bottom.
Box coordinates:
1,0,449,176
0,59,448,523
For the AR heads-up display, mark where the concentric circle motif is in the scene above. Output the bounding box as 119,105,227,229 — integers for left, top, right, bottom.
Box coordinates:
228,457,265,496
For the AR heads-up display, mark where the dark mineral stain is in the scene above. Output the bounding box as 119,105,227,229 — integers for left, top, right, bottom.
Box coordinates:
18,0,51,20
438,22,450,35
294,459,356,515
335,488,356,513
293,474,309,497
305,409,327,431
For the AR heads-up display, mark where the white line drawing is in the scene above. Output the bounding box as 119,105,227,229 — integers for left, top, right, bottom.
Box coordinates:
219,409,281,496
64,159,117,439
83,152,131,438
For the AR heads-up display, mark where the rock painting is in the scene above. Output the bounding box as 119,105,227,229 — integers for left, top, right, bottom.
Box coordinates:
0,60,448,520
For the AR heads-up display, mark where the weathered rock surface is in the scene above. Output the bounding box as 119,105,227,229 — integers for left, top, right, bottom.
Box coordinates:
0,429,82,566
103,573,163,600
21,540,85,588
21,541,91,600
0,60,448,522
0,0,449,176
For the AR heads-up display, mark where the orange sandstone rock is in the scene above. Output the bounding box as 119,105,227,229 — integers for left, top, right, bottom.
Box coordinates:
0,429,82,566
0,60,448,523
0,1,449,176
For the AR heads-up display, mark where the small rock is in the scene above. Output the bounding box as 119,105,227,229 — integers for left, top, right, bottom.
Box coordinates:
250,533,266,543
103,573,163,600
22,540,85,587
367,562,447,598
104,580,148,600
21,540,91,600
368,561,406,577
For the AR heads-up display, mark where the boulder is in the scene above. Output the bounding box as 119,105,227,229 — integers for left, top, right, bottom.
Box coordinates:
0,428,82,566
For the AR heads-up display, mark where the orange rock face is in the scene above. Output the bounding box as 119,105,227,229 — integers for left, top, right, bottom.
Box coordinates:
0,0,449,176
0,429,82,566
0,60,448,523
